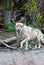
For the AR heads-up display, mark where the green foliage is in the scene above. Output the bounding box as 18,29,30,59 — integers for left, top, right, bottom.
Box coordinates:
0,30,7,36
28,22,35,27
22,0,37,16
6,23,16,31
28,42,36,50
21,0,44,28
34,12,44,28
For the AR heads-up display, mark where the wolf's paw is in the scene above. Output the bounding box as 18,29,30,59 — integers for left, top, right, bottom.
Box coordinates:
25,47,28,50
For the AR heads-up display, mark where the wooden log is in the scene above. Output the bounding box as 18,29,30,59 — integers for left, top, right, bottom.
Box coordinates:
0,39,17,49
4,37,17,43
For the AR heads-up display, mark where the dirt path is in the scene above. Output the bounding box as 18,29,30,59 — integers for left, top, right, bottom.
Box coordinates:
0,29,44,50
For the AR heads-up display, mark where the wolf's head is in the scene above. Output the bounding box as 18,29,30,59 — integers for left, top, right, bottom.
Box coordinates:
15,22,24,32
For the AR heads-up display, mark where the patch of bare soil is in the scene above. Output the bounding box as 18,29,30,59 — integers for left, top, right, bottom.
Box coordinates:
0,29,44,50
0,29,20,49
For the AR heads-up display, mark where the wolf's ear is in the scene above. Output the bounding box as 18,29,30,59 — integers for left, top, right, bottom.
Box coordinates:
22,24,24,26
11,19,13,23
22,24,25,26
11,19,16,25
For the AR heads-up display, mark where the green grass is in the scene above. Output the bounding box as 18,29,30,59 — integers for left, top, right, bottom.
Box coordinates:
6,23,16,31
28,42,36,50
0,30,7,36
28,22,35,27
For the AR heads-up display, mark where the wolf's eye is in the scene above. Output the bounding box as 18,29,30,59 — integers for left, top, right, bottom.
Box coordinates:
17,25,19,27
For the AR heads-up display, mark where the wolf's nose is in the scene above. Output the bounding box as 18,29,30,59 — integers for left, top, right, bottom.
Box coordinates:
18,29,20,32
11,19,13,23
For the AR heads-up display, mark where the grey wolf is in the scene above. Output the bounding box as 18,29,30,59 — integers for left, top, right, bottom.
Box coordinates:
15,22,44,49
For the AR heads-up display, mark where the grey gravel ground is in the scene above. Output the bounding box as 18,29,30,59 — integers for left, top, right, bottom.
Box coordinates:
0,49,44,65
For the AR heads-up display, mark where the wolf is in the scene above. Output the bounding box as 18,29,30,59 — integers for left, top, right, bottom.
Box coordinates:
15,22,44,49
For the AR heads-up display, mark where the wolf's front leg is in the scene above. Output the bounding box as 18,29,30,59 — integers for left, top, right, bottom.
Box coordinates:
16,31,19,39
25,41,28,50
20,37,29,49
20,38,27,49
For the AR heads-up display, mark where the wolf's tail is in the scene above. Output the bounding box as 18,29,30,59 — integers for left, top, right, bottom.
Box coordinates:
40,32,44,44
